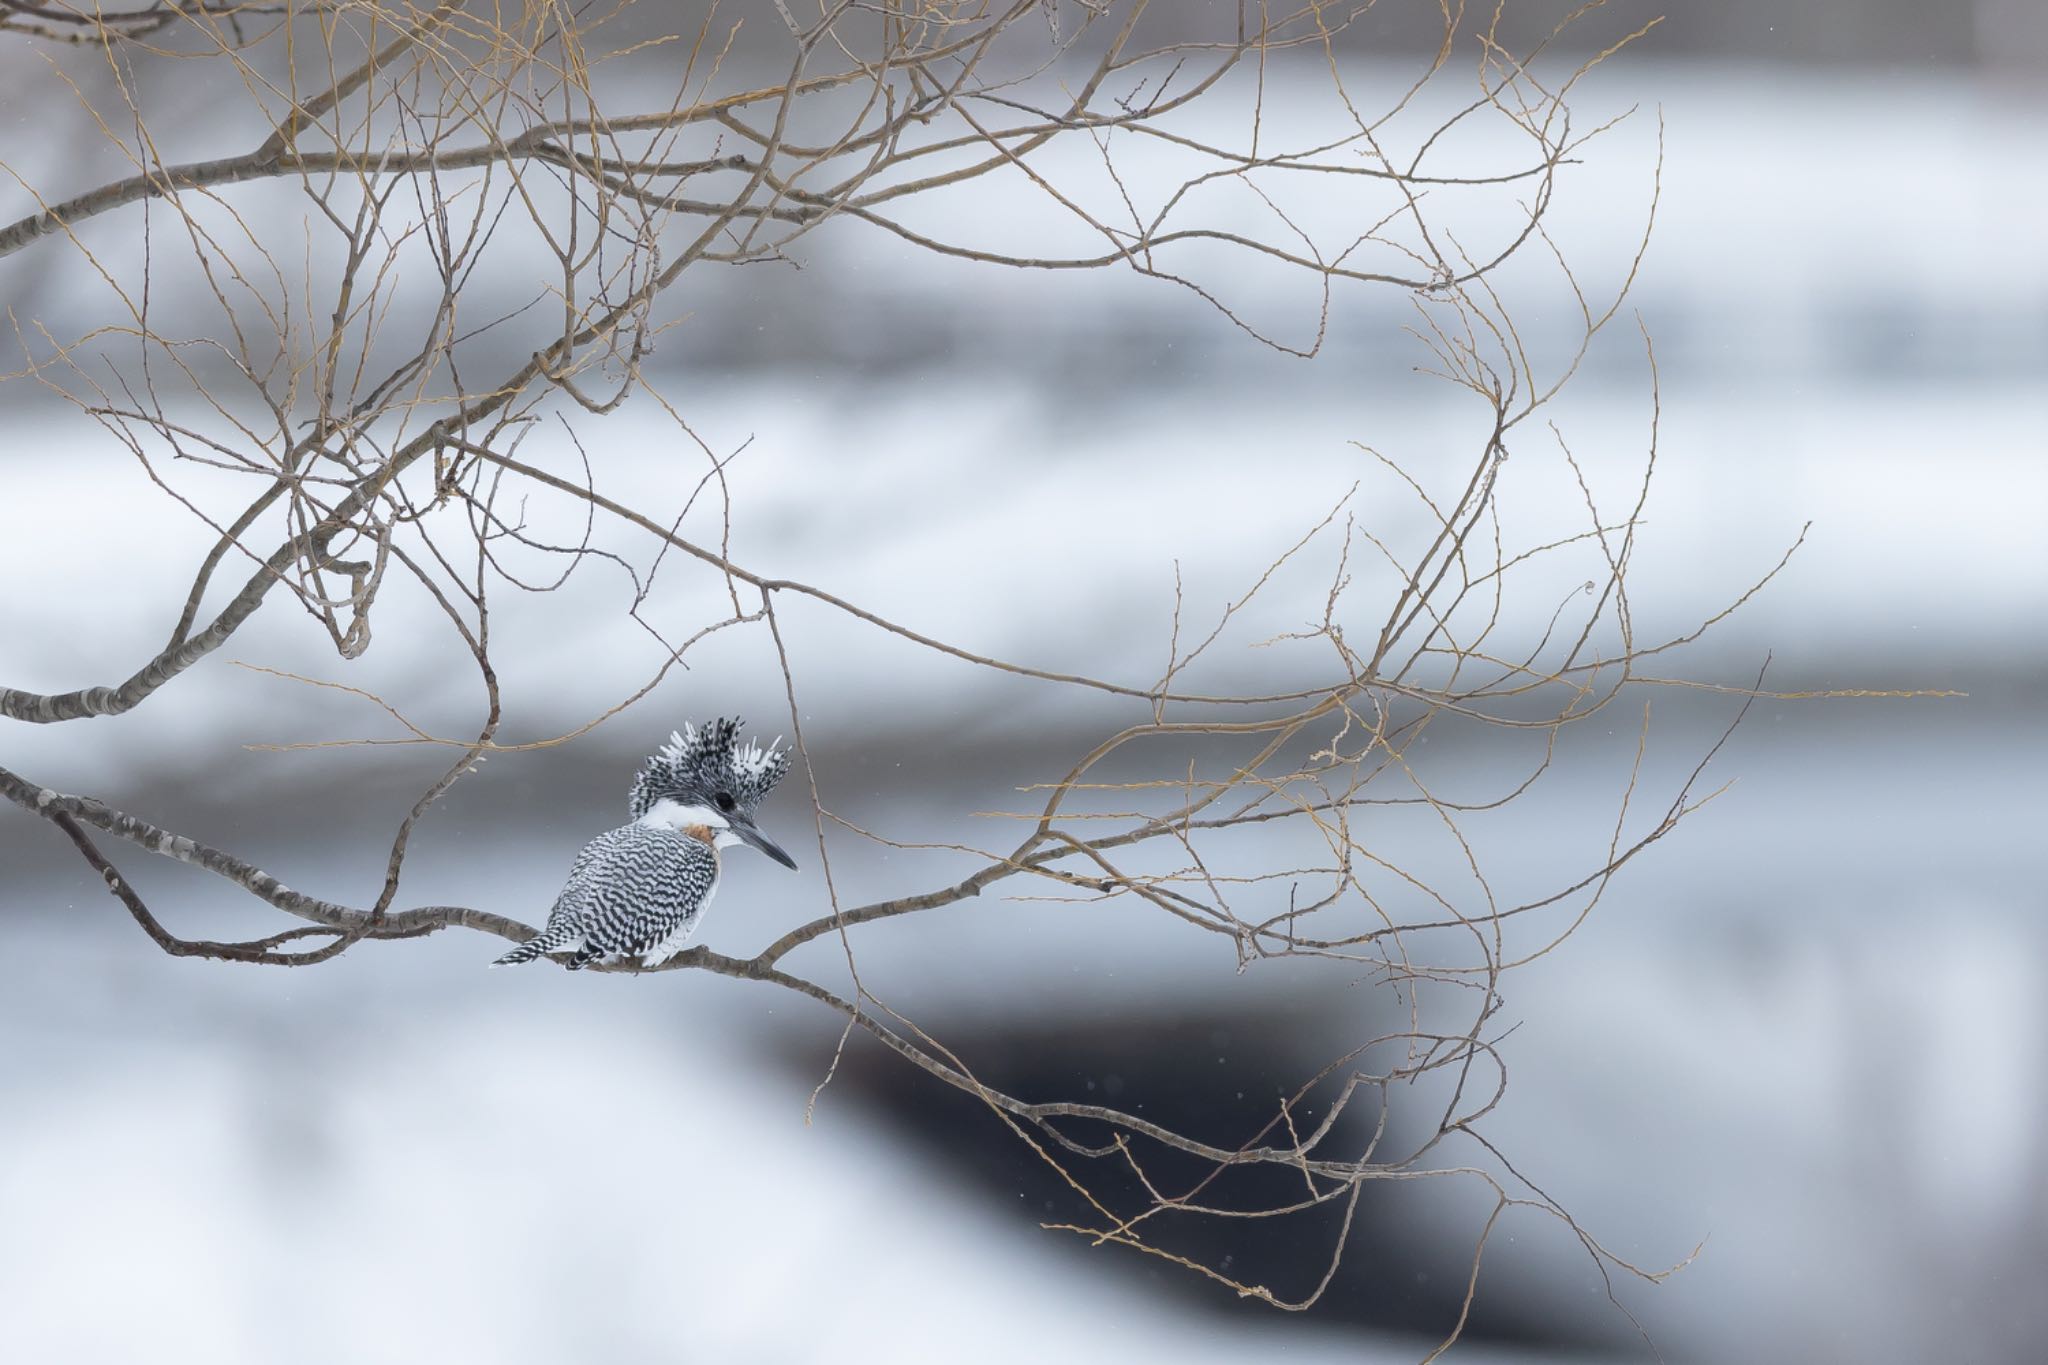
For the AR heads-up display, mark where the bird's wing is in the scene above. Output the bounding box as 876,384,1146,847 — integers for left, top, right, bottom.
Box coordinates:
557,822,718,956
539,831,617,925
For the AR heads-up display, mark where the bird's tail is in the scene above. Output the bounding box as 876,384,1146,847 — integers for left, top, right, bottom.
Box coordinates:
491,924,578,968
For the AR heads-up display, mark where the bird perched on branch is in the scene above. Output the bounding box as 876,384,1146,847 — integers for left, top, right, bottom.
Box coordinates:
492,719,798,970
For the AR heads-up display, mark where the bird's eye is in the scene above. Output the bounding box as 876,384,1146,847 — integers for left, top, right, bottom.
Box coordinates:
713,792,736,813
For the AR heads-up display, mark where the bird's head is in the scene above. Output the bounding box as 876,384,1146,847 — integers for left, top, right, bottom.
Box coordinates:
628,718,798,868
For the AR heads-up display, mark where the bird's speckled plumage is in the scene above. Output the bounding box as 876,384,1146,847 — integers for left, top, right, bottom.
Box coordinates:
493,718,795,969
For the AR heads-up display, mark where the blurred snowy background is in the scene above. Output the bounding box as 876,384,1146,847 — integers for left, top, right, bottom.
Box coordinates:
3,5,2045,1362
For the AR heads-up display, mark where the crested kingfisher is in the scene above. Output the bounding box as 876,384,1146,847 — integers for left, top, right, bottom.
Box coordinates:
492,718,798,969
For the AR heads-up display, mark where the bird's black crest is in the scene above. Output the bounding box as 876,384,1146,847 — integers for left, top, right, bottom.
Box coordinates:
628,717,792,818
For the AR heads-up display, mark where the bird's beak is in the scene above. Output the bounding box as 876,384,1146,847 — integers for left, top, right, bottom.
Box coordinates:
729,814,798,870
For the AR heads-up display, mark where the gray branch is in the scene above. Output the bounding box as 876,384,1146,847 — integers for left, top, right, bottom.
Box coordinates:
0,757,1397,1183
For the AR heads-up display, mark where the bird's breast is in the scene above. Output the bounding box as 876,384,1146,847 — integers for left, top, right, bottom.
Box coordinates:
681,824,722,873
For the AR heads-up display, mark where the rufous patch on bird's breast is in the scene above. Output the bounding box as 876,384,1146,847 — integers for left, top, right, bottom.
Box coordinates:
681,824,722,873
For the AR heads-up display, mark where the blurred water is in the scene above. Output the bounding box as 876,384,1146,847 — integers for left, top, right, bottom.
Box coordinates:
2,678,2038,1361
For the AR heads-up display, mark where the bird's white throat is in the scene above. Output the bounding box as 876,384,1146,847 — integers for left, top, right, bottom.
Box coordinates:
638,798,742,847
